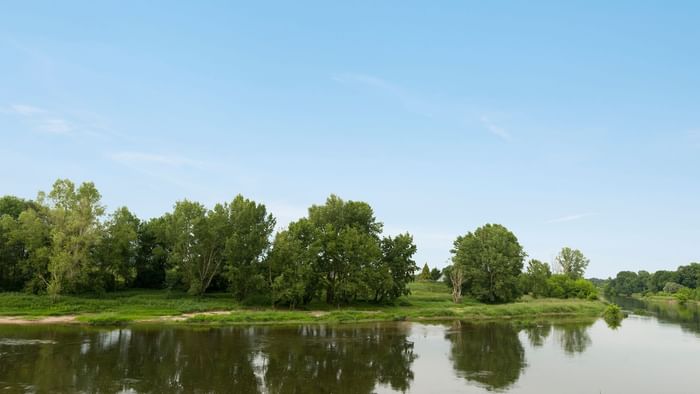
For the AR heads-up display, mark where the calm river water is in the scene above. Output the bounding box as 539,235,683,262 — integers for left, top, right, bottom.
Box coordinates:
1,298,699,393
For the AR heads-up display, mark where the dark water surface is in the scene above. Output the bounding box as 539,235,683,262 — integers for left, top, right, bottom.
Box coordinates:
1,301,699,393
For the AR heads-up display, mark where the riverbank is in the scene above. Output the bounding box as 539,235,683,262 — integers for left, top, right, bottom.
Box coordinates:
0,282,607,326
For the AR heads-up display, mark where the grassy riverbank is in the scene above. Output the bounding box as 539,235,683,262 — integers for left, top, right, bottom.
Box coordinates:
0,282,606,325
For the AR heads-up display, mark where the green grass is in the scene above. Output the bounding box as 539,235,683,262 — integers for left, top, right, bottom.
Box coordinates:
0,281,606,325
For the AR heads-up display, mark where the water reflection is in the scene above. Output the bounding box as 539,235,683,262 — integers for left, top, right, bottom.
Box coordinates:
611,296,700,335
445,321,526,391
0,324,416,393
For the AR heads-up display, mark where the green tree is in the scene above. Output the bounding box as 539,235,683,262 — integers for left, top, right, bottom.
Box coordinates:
430,267,441,281
133,217,169,288
224,195,275,300
372,233,417,302
522,259,551,297
676,263,700,289
307,195,383,304
44,179,106,296
168,200,234,296
0,196,49,292
649,270,678,292
268,219,319,307
418,263,431,281
451,224,525,303
605,271,642,296
554,247,589,279
100,207,140,289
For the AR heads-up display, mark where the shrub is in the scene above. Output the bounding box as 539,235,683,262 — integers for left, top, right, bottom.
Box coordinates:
663,282,684,294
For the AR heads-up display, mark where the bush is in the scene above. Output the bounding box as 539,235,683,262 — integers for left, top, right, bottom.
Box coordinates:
663,282,684,294
602,304,624,328
546,275,597,299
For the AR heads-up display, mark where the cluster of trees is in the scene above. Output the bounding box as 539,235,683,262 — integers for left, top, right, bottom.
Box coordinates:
417,263,441,281
0,180,418,306
605,263,700,302
443,225,596,303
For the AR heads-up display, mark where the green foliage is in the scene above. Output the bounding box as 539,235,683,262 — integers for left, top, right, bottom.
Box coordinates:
223,195,275,300
418,263,431,281
602,304,624,328
269,195,417,306
546,275,598,299
99,207,140,289
451,224,525,303
45,179,106,296
554,247,589,279
663,282,684,294
521,259,551,297
606,271,647,296
430,267,441,281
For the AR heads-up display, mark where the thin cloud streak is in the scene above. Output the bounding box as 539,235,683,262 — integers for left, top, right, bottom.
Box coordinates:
546,213,595,224
110,151,205,168
480,116,512,141
5,104,74,135
333,72,515,141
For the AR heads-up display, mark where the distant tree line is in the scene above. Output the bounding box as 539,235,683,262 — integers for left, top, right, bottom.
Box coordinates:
0,179,417,306
605,263,700,303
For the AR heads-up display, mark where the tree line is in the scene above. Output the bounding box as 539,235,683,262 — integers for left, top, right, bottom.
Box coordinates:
0,179,598,305
0,179,417,306
605,263,700,303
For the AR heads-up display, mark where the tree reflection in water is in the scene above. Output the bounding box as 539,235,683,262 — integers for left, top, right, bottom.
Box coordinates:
445,321,526,391
0,323,417,393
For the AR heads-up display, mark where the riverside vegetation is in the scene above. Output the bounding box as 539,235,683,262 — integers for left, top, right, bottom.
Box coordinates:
0,179,605,325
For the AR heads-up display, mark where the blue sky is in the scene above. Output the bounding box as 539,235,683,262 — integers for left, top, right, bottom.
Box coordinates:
1,1,699,278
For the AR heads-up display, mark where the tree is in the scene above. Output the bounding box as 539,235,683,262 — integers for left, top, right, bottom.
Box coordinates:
522,259,551,297
372,233,417,302
649,270,678,292
605,271,642,296
133,217,169,289
44,179,105,296
224,195,275,300
418,263,431,281
308,195,383,305
268,219,319,307
268,195,413,305
100,207,140,289
451,224,525,303
676,263,700,289
430,267,442,281
554,247,589,280
448,264,465,303
166,200,215,295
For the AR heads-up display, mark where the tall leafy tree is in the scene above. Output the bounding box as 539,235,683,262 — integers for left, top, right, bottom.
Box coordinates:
554,247,589,280
224,195,276,300
451,224,525,303
522,259,551,297
167,200,225,296
308,195,383,304
268,219,319,307
100,207,140,289
44,179,105,296
372,233,417,302
134,216,170,289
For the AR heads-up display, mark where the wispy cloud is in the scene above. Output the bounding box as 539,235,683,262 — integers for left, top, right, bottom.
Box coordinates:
546,213,594,224
110,151,205,168
332,72,435,118
333,72,516,141
480,116,512,141
5,104,74,135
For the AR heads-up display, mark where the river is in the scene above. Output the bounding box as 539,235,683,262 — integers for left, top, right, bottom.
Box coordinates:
1,299,698,393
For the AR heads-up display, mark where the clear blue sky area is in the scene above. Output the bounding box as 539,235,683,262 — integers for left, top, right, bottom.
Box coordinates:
2,1,699,278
